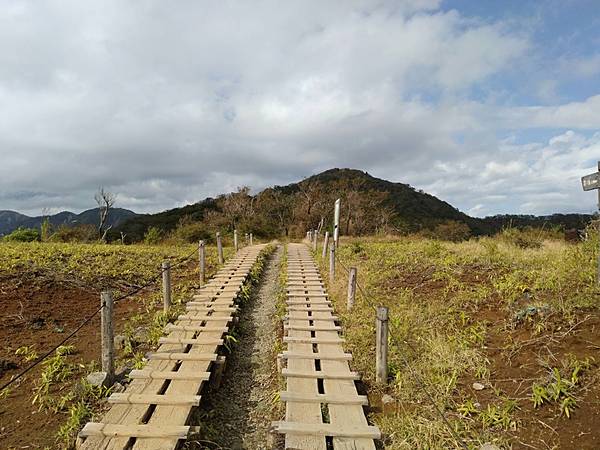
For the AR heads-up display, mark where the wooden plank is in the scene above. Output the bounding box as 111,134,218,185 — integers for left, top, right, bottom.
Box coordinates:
283,337,344,344
271,421,380,439
284,325,341,332
177,315,233,322
281,369,360,380
129,370,211,381
280,391,368,405
80,423,190,438
108,393,201,406
165,324,229,332
281,352,352,361
157,337,223,345
147,352,217,362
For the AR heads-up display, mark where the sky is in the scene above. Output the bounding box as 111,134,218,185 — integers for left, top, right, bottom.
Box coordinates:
1,0,599,217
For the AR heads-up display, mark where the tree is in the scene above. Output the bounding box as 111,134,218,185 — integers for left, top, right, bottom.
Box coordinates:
95,187,116,242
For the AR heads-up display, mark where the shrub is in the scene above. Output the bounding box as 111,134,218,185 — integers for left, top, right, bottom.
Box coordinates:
49,224,97,243
3,227,40,242
498,227,543,249
144,226,163,245
169,219,210,243
421,220,471,242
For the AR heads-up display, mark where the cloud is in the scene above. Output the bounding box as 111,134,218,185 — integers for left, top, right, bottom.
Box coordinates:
0,0,596,218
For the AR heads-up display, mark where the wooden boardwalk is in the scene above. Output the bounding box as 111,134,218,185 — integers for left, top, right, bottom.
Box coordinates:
79,244,267,450
272,243,380,449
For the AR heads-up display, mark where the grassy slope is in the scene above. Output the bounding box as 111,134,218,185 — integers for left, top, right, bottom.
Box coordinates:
319,234,600,449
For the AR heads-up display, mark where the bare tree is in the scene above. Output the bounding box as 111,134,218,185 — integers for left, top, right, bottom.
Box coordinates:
95,187,116,242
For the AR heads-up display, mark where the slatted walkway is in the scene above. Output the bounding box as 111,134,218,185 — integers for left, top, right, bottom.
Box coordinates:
79,244,267,450
272,243,380,449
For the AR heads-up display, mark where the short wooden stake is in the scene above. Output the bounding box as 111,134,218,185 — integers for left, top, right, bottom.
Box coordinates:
329,243,335,282
198,240,205,285
162,261,171,313
249,233,253,245
216,232,224,264
347,267,357,310
234,229,238,252
211,356,226,390
376,306,389,384
322,231,329,259
101,291,115,384
312,230,318,252
245,233,249,245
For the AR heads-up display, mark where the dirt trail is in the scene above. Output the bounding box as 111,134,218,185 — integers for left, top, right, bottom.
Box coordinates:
190,245,283,449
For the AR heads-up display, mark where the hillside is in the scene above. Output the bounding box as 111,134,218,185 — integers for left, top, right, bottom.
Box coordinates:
0,208,137,236
112,168,593,242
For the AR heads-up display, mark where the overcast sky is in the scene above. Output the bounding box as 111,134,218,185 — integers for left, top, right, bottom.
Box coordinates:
1,0,599,217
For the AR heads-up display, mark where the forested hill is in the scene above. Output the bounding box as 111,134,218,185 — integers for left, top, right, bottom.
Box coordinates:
0,208,137,236
112,168,593,242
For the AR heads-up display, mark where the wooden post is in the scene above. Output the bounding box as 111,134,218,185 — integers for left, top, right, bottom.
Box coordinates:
312,230,318,252
376,306,389,384
234,229,238,252
333,198,341,248
329,243,335,282
162,261,171,313
100,291,115,384
597,161,600,286
198,240,205,285
322,231,329,259
249,233,253,246
347,267,357,310
216,232,224,264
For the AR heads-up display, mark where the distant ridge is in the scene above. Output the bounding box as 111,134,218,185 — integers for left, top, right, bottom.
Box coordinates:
0,208,137,236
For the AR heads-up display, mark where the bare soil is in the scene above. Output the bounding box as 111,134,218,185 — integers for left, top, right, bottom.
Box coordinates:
0,277,147,449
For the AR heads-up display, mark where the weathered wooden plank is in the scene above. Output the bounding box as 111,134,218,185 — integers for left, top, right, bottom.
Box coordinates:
108,394,201,406
80,423,190,439
129,370,211,381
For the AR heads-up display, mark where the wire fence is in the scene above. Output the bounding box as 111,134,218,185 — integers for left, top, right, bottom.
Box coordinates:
0,245,201,392
327,247,471,450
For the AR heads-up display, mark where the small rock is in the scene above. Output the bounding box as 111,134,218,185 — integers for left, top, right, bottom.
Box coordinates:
480,444,501,450
114,335,127,349
381,394,394,405
86,371,109,387
111,382,125,393
381,394,396,414
133,327,149,344
472,382,485,391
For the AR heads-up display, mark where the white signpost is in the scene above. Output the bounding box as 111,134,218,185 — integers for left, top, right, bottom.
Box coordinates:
581,161,600,284
333,198,341,248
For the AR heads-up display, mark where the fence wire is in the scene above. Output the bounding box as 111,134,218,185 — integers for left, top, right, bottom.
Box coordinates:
326,247,471,450
0,245,200,392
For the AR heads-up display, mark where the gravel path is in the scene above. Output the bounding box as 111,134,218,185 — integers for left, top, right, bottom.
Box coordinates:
189,245,283,449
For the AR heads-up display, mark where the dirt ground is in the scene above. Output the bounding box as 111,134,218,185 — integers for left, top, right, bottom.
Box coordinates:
0,277,146,449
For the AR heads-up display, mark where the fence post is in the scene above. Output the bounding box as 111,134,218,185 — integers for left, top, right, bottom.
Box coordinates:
322,231,329,259
347,267,357,310
312,229,318,252
334,198,341,248
329,243,335,282
216,232,224,264
162,261,171,313
249,233,253,246
234,229,238,252
100,290,115,385
376,306,389,384
198,240,205,284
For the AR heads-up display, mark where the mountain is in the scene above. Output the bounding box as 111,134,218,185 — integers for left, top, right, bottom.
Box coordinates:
0,208,138,236
112,168,593,242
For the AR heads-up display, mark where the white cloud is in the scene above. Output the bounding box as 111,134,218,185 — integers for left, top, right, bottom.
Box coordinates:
0,0,597,219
